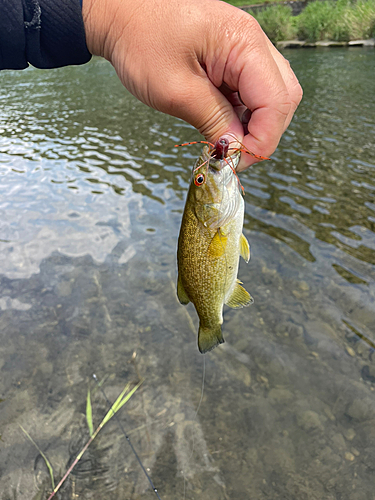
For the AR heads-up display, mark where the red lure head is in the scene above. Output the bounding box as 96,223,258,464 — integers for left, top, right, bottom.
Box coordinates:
212,137,229,160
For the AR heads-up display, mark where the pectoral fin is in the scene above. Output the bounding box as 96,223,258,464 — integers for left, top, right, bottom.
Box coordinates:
198,323,224,353
207,229,228,259
226,281,254,309
240,233,250,263
177,275,190,305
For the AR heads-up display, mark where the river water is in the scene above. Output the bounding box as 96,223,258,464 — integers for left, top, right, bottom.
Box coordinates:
0,48,374,500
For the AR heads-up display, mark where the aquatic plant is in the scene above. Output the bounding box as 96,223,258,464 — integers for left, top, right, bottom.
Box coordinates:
20,425,56,490
21,378,142,500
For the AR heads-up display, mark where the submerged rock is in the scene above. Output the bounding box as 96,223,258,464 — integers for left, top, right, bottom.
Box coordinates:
296,410,324,431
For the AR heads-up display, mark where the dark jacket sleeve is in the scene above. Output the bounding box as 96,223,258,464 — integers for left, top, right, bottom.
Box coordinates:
0,0,92,70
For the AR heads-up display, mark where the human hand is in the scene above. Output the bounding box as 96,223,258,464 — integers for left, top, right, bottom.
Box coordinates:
82,0,302,171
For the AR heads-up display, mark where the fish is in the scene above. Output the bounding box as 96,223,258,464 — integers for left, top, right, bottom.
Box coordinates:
177,145,253,353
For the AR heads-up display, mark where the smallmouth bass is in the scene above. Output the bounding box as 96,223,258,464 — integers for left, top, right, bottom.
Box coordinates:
177,145,253,353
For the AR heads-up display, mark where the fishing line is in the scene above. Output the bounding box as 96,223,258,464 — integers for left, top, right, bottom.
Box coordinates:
92,373,162,500
183,353,206,500
193,353,206,421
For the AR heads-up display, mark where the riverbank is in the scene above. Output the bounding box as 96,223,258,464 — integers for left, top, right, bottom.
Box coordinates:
276,37,375,48
227,0,375,45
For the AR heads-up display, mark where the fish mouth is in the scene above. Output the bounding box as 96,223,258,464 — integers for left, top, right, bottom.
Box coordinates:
208,151,241,172
196,146,241,173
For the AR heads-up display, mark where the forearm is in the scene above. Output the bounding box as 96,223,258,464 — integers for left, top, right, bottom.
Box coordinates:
0,0,91,70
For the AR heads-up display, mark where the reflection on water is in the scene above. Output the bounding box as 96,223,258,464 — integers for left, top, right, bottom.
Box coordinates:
0,50,375,500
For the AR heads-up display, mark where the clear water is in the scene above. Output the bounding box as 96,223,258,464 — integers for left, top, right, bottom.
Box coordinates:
0,49,374,500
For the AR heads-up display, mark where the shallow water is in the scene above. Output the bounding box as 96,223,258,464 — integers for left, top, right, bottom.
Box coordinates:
0,48,374,500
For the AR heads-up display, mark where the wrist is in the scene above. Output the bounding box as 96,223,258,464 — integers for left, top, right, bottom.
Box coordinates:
81,0,119,59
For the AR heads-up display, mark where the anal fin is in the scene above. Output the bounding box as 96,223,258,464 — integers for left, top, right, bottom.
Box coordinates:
226,282,254,309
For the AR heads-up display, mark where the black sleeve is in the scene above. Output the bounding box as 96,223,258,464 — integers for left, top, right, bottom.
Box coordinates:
0,0,92,70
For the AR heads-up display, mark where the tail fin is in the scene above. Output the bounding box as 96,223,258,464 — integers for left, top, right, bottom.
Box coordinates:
198,324,224,353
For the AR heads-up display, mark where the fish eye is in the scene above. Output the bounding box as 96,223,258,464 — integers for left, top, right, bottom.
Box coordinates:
194,173,205,186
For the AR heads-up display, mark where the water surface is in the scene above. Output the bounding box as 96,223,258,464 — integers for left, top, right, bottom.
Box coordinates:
0,49,375,500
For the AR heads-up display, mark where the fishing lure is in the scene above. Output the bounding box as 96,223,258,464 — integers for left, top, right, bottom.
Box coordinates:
175,135,270,193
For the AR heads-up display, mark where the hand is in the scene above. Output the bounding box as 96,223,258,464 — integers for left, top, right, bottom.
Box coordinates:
82,0,302,171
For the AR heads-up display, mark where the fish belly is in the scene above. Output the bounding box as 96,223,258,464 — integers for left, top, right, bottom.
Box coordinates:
179,212,240,323
177,192,245,352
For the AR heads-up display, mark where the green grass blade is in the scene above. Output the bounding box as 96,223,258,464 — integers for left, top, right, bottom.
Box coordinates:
86,389,94,437
100,382,130,427
114,380,143,414
111,382,131,413
19,425,55,490
100,380,143,427
91,374,108,396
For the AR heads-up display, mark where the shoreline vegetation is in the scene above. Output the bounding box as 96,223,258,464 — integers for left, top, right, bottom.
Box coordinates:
226,0,375,45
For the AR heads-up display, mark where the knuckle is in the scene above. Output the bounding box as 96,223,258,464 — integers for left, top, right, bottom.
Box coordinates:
293,81,303,105
288,80,303,111
279,55,303,107
275,88,293,119
220,10,265,52
286,67,303,106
